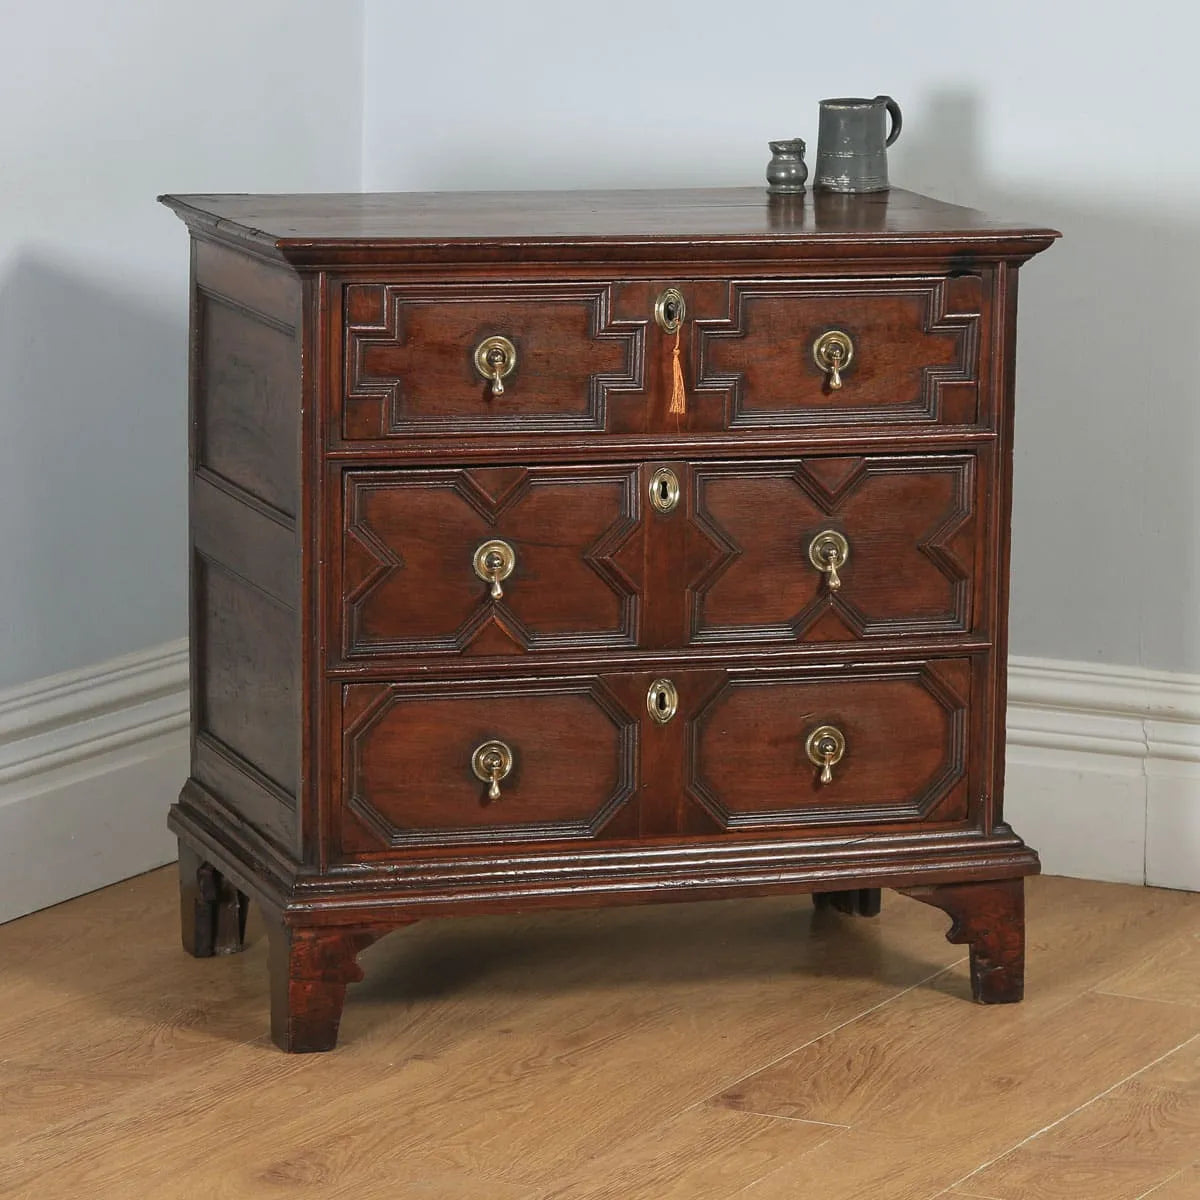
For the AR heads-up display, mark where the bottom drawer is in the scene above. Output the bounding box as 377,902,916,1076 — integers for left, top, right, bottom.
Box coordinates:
336,657,978,857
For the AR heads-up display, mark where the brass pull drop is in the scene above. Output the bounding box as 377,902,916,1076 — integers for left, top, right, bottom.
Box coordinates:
808,530,849,592
471,739,514,800
813,330,854,391
805,725,845,785
487,350,506,396
474,335,517,397
473,538,516,599
828,344,844,390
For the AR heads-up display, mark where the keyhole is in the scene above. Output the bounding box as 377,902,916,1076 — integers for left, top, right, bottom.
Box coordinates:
646,677,678,723
649,468,679,514
655,289,686,333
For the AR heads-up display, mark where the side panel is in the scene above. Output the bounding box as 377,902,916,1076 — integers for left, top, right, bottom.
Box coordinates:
189,238,303,858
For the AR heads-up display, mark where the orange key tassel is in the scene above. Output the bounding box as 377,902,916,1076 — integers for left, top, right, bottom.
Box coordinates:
668,326,686,415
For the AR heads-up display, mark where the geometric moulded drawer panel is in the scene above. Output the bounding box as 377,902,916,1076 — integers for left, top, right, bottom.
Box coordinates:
342,464,644,657
688,455,979,645
340,676,639,853
686,658,972,831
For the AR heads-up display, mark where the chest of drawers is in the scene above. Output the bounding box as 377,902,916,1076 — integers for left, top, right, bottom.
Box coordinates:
162,188,1057,1051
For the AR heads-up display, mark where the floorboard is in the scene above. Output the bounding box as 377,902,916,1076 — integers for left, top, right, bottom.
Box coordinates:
0,872,1197,1199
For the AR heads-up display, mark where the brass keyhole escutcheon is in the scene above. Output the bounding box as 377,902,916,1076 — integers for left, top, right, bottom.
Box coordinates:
654,287,686,333
812,329,854,390
808,529,849,592
474,335,517,396
805,725,846,785
648,467,681,515
471,739,514,801
473,538,516,599
647,678,679,725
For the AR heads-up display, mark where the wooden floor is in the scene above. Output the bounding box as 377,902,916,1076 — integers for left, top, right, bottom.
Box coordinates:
1,872,1198,1199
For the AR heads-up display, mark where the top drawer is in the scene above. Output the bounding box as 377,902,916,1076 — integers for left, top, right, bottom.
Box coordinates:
339,275,986,442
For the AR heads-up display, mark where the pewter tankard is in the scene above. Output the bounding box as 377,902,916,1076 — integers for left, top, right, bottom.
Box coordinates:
814,96,902,193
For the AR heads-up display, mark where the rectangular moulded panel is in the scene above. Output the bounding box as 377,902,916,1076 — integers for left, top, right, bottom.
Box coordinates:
341,281,646,437
196,293,301,516
337,674,644,855
694,275,986,430
192,556,300,856
195,557,300,796
681,657,977,833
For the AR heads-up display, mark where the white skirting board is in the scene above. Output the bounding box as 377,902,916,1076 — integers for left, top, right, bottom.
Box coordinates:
1006,656,1200,889
0,640,187,925
0,643,1196,924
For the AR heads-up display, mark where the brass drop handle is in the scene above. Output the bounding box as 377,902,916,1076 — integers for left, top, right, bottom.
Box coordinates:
471,739,514,801
474,335,517,397
813,330,854,390
805,725,846,785
473,538,516,599
809,530,849,592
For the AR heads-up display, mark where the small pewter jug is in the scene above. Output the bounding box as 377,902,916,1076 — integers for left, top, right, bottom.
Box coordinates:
765,138,808,194
814,96,902,193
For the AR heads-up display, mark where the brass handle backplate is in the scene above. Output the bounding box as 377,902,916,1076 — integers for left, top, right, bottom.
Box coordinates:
474,335,517,396
805,725,846,785
654,287,686,333
471,739,514,801
648,466,681,514
647,678,679,724
473,538,516,599
813,330,854,390
808,529,849,592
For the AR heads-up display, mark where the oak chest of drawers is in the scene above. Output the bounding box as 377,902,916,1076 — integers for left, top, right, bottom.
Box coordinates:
161,188,1057,1051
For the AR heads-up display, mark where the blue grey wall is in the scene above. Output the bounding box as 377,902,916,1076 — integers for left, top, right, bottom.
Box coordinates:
363,0,1199,674
0,1,365,688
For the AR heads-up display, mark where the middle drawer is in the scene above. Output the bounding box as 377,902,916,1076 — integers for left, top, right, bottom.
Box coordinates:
337,452,988,661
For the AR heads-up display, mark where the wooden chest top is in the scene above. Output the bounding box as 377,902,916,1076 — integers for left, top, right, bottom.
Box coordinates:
160,187,1058,266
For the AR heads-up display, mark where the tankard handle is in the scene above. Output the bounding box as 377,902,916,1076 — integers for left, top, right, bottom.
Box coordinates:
877,95,903,147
